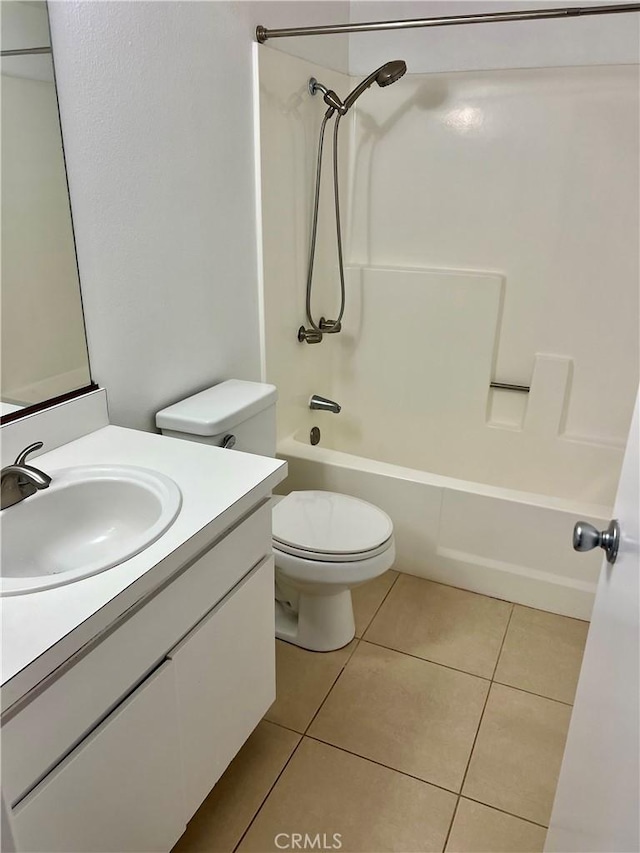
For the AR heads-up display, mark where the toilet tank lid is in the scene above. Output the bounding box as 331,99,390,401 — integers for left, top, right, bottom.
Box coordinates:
155,380,278,436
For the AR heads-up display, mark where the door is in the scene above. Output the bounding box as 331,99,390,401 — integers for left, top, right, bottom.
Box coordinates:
169,557,276,818
545,392,639,852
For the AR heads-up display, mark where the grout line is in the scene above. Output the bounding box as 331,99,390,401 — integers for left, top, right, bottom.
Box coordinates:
291,570,402,739
450,605,516,802
491,680,574,707
403,572,516,607
361,637,493,683
441,795,461,853
264,718,307,737
491,602,515,681
456,675,493,799
460,795,550,829
304,733,463,799
232,732,305,853
303,638,360,735
358,570,401,640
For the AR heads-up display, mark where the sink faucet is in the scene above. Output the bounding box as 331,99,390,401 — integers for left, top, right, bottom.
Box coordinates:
1,442,52,510
309,395,341,414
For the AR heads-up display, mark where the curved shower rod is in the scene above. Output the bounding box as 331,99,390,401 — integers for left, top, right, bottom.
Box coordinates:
256,3,640,42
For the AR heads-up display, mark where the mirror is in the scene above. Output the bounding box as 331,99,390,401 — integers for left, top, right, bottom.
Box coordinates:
1,1,93,421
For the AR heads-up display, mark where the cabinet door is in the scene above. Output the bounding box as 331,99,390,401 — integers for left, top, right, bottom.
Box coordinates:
12,662,185,853
169,557,275,817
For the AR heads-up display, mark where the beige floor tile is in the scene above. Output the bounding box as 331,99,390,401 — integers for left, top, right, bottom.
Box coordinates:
173,720,300,853
308,641,489,792
238,737,457,853
463,684,572,825
352,570,399,638
264,639,358,733
445,799,547,852
494,606,589,704
365,576,512,678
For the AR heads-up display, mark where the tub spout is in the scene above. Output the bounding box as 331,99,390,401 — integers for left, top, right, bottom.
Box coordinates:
310,395,341,414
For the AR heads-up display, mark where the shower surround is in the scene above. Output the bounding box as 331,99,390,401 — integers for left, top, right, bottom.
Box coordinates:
257,48,639,618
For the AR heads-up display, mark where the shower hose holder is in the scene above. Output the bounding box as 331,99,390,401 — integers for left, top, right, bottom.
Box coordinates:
319,318,341,333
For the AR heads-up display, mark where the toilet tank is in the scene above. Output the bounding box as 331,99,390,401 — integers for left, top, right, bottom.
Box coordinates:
155,380,278,458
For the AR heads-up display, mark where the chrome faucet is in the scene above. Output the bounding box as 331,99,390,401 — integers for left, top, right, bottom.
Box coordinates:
1,442,52,510
309,395,341,414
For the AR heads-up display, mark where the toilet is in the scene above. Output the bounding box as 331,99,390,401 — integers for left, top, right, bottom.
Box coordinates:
156,380,395,651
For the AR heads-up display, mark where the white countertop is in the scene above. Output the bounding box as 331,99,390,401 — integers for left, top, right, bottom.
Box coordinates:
1,426,287,709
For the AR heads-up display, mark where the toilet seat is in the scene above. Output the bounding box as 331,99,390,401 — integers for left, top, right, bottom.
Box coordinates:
272,490,394,562
273,536,393,562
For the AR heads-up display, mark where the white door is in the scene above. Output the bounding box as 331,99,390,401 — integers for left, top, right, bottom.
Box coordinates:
545,393,639,853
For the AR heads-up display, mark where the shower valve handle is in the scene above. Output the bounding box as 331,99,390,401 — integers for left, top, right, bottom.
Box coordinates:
298,326,323,344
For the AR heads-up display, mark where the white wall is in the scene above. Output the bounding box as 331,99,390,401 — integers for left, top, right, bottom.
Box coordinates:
348,0,640,74
254,1,350,72
47,1,348,432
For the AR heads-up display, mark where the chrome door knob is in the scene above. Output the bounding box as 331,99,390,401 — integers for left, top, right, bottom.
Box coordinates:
573,519,620,565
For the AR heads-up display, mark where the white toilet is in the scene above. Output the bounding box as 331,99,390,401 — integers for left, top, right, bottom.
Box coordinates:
156,380,395,651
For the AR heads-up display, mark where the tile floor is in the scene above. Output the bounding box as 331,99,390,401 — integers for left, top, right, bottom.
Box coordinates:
174,571,589,853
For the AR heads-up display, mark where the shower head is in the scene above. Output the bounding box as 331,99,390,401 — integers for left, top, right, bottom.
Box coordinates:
343,60,406,111
374,60,407,87
309,60,406,118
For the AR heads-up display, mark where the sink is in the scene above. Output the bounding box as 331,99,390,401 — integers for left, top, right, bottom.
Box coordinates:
1,465,182,596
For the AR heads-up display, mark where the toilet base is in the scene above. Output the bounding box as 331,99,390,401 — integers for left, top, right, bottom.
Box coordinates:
275,589,355,652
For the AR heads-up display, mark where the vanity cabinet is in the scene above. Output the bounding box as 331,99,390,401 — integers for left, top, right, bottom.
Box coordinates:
3,501,276,853
11,662,184,853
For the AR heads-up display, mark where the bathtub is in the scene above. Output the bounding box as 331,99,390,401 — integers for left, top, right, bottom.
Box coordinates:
277,427,617,620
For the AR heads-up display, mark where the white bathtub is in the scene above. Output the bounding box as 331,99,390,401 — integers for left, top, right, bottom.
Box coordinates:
277,428,614,620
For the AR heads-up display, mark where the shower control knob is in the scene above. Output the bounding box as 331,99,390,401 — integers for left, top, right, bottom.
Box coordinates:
573,519,620,565
298,326,323,344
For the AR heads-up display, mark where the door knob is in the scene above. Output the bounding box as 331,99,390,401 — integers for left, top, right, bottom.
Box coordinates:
573,519,620,565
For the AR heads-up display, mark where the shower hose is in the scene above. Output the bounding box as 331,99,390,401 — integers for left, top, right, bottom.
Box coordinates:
304,111,346,336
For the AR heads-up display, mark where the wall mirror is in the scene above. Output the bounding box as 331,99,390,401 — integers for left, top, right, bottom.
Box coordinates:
1,0,94,423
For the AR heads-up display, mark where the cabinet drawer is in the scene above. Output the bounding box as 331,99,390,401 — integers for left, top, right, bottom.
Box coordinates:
3,501,272,807
12,662,185,853
170,556,275,817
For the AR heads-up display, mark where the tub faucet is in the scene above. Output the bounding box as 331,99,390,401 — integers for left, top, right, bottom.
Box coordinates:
1,442,52,510
309,395,341,414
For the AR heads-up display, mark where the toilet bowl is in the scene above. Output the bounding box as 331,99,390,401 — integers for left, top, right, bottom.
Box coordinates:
272,490,396,651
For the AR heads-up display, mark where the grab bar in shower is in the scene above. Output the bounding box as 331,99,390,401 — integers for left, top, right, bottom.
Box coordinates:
490,382,530,393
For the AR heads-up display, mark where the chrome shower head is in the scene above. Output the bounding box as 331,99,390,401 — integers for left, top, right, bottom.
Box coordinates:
343,59,407,110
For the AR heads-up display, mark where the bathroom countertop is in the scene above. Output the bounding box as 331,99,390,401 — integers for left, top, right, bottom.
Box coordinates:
0,425,287,710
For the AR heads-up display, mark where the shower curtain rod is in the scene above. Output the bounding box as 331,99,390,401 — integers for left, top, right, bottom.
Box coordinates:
256,3,640,42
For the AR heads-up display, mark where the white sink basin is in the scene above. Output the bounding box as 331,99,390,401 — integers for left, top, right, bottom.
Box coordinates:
1,465,182,596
